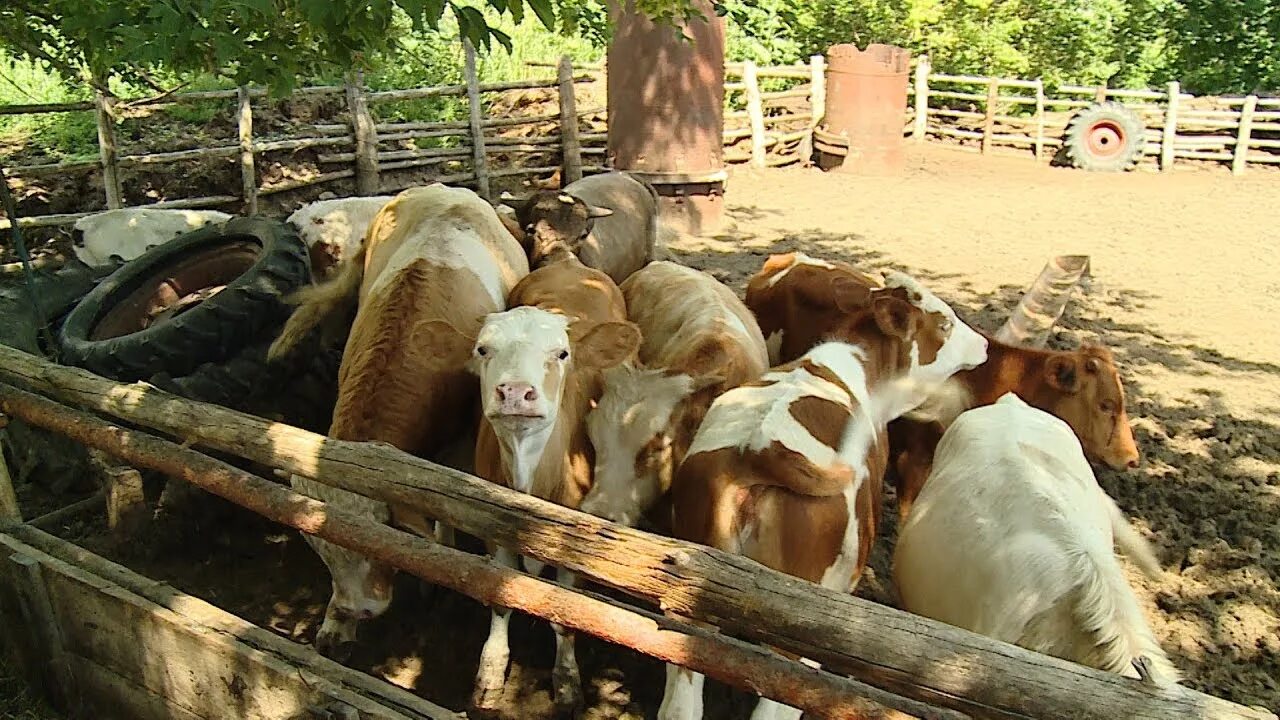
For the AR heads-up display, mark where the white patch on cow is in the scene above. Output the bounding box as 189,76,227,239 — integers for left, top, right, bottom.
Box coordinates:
893,393,1179,685
475,547,517,697
583,363,692,525
367,219,511,309
764,251,835,288
882,270,989,384
764,330,784,366
658,664,705,720
686,343,867,469
287,196,393,265
72,208,231,266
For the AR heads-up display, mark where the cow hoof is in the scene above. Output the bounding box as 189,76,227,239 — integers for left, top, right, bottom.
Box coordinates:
470,682,506,713
552,666,583,716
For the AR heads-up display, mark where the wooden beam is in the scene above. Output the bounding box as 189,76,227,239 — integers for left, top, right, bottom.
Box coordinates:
236,87,258,215
0,352,1273,720
744,61,767,168
345,71,381,195
5,552,76,709
1232,95,1257,176
1162,81,1180,172
557,55,583,185
463,41,491,200
913,55,930,142
1033,79,1046,161
0,382,925,720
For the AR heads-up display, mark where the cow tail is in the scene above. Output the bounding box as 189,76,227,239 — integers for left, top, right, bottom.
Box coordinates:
268,245,366,362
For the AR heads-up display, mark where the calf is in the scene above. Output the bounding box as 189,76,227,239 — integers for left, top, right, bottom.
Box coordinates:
660,271,988,720
267,184,530,660
745,251,1141,521
893,393,1178,685
583,260,769,529
286,196,394,279
502,170,660,284
71,208,232,267
417,254,641,713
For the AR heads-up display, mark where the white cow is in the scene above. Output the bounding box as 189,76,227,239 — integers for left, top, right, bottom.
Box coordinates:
71,208,232,267
286,196,394,279
893,392,1179,685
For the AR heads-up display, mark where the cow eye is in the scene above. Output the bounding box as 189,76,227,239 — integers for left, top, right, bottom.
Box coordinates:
939,319,953,333
557,349,569,361
476,346,488,357
1100,399,1115,413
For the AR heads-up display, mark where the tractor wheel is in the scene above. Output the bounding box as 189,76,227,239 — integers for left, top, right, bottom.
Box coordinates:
1063,101,1145,172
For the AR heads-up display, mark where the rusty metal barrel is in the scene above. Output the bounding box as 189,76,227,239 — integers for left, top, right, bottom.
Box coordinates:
814,43,911,174
606,0,726,235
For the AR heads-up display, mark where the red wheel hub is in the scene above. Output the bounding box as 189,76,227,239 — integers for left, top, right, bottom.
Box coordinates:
1085,120,1126,159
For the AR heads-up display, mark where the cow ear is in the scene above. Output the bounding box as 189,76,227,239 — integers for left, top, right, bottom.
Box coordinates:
586,204,614,219
872,295,917,340
831,276,872,313
413,319,477,371
680,336,731,379
575,321,642,369
1045,356,1081,392
688,372,727,393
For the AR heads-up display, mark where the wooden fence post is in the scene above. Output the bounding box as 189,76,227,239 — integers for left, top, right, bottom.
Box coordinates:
344,70,380,195
1232,95,1257,176
981,77,999,154
913,55,930,142
236,86,258,215
557,55,583,185
93,90,123,208
1094,85,1108,103
1033,79,1046,161
809,54,826,130
1161,81,1180,172
743,60,766,168
464,40,491,199
7,553,77,709
0,421,20,526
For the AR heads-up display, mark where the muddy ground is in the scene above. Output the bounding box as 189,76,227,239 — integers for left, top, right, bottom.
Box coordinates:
19,144,1280,718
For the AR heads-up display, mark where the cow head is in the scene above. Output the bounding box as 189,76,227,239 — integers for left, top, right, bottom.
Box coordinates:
879,271,988,385
416,307,640,435
583,339,728,525
1043,345,1140,470
313,554,395,662
500,190,613,267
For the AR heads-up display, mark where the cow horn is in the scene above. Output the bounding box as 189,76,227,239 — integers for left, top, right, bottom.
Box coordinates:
499,190,517,201
586,204,614,218
558,194,576,204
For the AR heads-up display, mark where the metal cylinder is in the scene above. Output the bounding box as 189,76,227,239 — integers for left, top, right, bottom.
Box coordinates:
816,43,911,174
606,0,726,235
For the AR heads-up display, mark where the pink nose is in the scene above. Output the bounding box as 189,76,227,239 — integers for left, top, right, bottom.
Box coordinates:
495,382,539,415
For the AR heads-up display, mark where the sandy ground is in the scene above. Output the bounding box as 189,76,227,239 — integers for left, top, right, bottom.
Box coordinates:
36,145,1280,717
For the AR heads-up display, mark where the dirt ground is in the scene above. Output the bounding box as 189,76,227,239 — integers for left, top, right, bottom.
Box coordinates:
32,144,1280,718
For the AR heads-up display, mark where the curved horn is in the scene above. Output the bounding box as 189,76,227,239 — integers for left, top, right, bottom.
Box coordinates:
586,204,614,218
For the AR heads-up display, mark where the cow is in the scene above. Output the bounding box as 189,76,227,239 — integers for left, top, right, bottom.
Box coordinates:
70,208,232,267
659,270,988,720
414,251,641,713
892,393,1178,685
286,196,394,279
744,251,1141,522
266,183,530,661
582,260,769,529
501,170,660,284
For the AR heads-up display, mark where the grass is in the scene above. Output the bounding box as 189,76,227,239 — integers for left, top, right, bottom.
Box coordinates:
0,656,60,720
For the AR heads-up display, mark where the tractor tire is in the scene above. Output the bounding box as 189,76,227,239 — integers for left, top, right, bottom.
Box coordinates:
1063,101,1145,172
58,217,311,381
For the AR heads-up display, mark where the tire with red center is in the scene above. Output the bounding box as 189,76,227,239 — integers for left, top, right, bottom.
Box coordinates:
1063,101,1145,172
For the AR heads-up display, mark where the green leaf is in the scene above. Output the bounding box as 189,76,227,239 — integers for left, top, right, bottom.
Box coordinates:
526,0,556,30
490,27,513,53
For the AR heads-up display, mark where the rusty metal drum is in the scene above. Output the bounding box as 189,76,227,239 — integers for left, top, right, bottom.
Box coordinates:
606,0,727,235
815,43,911,174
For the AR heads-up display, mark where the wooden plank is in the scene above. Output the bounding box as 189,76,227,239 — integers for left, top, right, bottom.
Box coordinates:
981,78,999,154
0,100,94,115
1162,81,1180,172
67,655,203,720
913,55,929,142
104,466,146,539
463,41,490,200
345,71,381,196
0,358,1273,720
743,61,767,168
557,55,583,185
810,53,826,130
257,169,356,196
1034,80,1046,160
117,146,241,167
0,394,932,720
0,529,457,720
5,552,77,709
1232,95,1257,175
929,73,1040,89
236,87,257,215
93,91,123,209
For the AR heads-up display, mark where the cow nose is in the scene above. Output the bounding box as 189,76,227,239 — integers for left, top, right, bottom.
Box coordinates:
496,382,537,403
1127,457,1140,469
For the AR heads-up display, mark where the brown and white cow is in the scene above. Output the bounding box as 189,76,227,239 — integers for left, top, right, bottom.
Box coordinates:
416,253,641,713
582,260,770,529
501,170,660,284
745,251,1141,522
659,271,988,720
267,184,530,660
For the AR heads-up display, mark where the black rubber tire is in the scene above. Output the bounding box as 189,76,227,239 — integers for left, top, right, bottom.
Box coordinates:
1063,101,1145,172
58,217,311,381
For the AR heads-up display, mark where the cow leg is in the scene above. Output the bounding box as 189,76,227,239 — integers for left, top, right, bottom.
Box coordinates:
551,567,583,713
657,663,705,720
473,546,518,710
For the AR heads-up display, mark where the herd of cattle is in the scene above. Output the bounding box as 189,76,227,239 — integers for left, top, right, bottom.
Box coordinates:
70,171,1176,719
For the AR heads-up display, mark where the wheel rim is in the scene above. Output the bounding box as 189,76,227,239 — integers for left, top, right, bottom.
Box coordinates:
1085,119,1127,160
